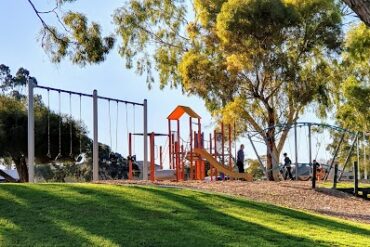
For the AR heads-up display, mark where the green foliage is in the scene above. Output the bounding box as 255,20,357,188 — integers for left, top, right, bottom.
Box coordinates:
246,159,264,179
1,184,370,246
335,23,370,132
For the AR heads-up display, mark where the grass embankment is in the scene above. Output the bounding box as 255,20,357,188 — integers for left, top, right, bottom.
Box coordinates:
319,181,370,189
0,184,369,246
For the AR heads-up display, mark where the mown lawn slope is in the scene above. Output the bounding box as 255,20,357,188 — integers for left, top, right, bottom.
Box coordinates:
0,184,369,246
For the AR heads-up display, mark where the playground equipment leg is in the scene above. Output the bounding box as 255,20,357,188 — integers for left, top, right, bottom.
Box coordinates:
333,163,338,189
324,133,345,181
129,133,133,179
189,117,193,180
143,99,148,180
308,124,314,189
339,132,359,180
294,123,298,180
150,132,155,181
175,142,180,181
354,161,359,196
27,78,35,183
93,89,99,181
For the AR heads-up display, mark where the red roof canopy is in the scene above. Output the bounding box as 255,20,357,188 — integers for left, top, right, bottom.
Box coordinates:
167,105,201,120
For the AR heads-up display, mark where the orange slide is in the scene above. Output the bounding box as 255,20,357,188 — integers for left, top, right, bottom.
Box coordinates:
193,148,253,181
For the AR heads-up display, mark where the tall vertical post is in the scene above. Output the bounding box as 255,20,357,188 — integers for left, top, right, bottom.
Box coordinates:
171,134,175,169
150,132,155,181
333,163,338,189
228,124,232,172
175,141,180,181
189,117,193,179
354,161,359,196
365,135,368,180
357,135,361,180
308,124,315,189
27,78,35,183
92,90,99,181
221,122,225,166
197,118,202,179
168,120,172,167
294,123,298,180
159,145,163,170
143,99,148,180
128,133,133,179
210,133,213,181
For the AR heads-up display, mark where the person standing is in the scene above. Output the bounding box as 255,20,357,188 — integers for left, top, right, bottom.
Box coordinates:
237,144,245,173
283,153,293,180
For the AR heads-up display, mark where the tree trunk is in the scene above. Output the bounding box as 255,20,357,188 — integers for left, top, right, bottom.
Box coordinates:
13,156,28,182
265,109,280,181
343,0,370,27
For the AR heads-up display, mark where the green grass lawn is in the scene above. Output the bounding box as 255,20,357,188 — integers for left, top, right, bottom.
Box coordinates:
0,184,369,247
319,181,370,189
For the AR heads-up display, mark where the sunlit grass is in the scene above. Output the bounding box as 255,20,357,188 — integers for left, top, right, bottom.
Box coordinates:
0,183,369,246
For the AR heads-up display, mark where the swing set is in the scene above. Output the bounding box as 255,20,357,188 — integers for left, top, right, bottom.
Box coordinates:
27,78,148,183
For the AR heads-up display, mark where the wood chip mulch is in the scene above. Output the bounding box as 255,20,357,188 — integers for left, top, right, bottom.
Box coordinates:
97,180,370,224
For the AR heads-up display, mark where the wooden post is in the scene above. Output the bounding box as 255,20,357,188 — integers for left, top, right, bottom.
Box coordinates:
129,133,133,179
354,161,359,196
150,132,155,181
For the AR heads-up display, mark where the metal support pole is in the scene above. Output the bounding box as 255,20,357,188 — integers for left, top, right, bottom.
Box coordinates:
27,78,35,183
333,163,338,189
357,134,361,180
159,146,163,170
308,124,315,189
339,132,359,181
294,123,298,180
189,117,193,179
129,133,133,179
354,161,359,196
92,90,99,181
228,125,232,172
168,120,172,167
150,132,155,181
143,99,148,180
365,135,368,180
324,133,345,181
221,122,225,166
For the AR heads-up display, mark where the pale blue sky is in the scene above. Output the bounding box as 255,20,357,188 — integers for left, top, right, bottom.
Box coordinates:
0,1,335,166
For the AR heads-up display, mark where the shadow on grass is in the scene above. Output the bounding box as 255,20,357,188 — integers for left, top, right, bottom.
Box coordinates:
0,184,367,247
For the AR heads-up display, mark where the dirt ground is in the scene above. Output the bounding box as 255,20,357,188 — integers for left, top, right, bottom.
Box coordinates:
97,180,370,224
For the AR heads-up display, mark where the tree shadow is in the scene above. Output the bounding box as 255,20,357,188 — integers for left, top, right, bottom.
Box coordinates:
0,184,368,247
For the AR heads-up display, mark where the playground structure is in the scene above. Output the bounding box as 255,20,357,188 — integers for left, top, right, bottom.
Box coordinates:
127,105,253,182
26,79,368,186
245,122,369,188
27,78,148,182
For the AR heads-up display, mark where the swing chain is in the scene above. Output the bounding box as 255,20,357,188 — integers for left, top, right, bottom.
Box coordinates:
69,93,73,157
47,89,51,158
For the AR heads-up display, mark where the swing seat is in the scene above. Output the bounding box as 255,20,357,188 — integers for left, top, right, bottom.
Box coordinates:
75,153,87,165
